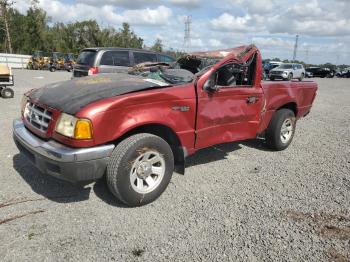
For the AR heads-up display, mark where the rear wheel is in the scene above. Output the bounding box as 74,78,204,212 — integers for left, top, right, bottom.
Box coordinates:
299,73,304,81
107,133,174,207
266,109,296,151
0,87,14,98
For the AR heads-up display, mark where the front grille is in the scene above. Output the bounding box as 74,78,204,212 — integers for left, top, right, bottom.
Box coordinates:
271,71,283,75
0,76,10,81
24,102,52,132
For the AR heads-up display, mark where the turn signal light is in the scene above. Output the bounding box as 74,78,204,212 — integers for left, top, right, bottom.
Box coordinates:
74,120,93,140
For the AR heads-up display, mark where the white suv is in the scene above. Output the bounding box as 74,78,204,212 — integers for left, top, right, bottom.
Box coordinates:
269,63,305,81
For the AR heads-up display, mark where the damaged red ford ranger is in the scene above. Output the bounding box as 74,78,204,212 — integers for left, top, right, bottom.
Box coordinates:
13,45,317,206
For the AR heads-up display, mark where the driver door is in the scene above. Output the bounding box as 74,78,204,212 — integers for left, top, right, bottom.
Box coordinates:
195,63,263,149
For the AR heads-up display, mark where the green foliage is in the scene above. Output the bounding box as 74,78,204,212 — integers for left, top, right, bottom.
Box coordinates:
163,48,187,59
264,58,281,62
150,39,163,53
0,4,144,55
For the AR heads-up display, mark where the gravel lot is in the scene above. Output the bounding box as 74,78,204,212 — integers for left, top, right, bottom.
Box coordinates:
0,70,349,261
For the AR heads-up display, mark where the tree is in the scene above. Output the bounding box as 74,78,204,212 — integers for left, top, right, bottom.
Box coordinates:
150,38,163,52
114,22,143,48
22,2,49,53
0,7,25,53
0,3,144,55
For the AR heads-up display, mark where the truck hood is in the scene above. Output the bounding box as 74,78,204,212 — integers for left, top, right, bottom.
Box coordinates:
29,74,170,115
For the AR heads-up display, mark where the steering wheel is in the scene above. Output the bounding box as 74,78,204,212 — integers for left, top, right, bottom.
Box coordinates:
226,75,236,86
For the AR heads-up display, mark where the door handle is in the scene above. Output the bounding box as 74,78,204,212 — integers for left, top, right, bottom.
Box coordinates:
247,96,259,104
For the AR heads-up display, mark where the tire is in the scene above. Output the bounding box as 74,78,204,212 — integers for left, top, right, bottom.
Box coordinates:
288,73,293,81
107,133,174,207
299,73,304,81
266,109,296,151
1,87,14,98
49,66,56,72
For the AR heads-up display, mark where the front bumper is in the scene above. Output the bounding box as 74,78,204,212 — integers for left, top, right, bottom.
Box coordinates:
13,119,115,183
0,80,14,86
269,73,288,79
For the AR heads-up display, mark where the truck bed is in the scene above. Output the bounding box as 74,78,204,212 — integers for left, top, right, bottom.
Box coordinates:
259,80,317,132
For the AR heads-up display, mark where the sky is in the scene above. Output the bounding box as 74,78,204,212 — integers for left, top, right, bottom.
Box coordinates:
13,0,350,64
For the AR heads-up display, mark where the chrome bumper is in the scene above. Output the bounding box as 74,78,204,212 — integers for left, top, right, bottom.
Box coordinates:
0,80,14,86
13,119,115,183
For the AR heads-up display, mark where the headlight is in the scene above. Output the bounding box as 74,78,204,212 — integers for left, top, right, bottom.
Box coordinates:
55,113,93,139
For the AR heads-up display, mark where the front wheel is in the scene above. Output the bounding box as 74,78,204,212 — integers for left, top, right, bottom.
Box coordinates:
299,73,304,81
1,87,14,98
266,109,296,151
107,133,174,207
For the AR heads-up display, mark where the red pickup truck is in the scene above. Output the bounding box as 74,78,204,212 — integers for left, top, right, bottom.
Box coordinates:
13,45,317,206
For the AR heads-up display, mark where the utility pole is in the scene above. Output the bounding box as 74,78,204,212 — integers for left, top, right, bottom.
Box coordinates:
335,54,340,65
0,0,13,53
292,34,299,61
305,46,309,65
183,15,192,52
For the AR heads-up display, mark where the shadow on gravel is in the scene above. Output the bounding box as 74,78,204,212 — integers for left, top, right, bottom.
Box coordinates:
13,154,91,203
186,139,269,167
93,179,128,208
12,139,269,207
240,139,273,152
12,154,128,207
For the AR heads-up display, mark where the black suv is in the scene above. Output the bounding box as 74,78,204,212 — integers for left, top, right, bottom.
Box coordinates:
73,48,176,77
305,67,334,78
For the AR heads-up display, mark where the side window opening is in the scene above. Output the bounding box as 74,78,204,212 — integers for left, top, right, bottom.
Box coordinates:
100,51,130,66
216,54,256,87
159,55,175,63
133,52,157,64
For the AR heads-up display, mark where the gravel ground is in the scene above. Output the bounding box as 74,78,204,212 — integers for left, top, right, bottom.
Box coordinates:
0,70,349,261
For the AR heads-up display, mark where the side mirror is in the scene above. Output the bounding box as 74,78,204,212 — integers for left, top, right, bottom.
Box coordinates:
203,73,219,92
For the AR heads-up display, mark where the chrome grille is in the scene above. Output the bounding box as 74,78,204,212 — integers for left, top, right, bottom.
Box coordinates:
24,102,52,132
271,71,283,75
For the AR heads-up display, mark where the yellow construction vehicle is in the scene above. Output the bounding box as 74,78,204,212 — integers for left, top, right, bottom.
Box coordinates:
27,51,49,70
64,53,76,72
0,64,14,98
49,52,66,72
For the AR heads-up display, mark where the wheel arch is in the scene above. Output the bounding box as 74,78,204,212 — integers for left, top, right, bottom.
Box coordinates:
277,102,298,117
260,101,298,133
112,123,186,175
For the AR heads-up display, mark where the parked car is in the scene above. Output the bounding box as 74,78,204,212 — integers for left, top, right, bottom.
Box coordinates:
73,48,176,77
336,68,350,78
14,45,318,206
270,63,305,81
263,61,282,78
0,64,14,98
305,71,313,78
305,67,334,78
